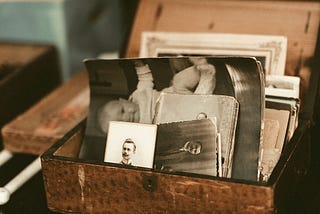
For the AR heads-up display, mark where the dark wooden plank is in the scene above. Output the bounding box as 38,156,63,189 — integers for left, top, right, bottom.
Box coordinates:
0,42,61,130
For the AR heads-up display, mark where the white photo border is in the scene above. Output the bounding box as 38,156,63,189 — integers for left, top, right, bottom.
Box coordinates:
140,32,287,75
104,121,157,168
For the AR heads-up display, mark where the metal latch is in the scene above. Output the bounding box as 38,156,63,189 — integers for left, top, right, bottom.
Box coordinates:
141,173,157,192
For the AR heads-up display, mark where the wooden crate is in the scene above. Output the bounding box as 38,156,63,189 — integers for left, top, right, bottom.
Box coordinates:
0,42,61,133
1,71,89,155
41,0,320,213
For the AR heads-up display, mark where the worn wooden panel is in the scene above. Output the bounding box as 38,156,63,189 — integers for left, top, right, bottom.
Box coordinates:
53,129,84,158
0,42,61,129
42,157,274,214
126,0,320,76
1,71,89,155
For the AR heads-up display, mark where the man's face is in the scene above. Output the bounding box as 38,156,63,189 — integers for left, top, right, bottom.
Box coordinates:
122,142,135,160
187,141,202,155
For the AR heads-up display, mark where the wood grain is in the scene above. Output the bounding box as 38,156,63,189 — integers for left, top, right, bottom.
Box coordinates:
2,71,89,155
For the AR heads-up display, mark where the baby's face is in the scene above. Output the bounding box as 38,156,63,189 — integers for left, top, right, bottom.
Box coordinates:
98,99,140,133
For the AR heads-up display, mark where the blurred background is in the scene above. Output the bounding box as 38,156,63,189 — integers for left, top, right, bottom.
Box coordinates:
0,0,138,80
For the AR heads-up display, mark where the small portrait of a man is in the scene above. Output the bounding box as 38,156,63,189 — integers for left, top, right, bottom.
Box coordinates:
155,119,218,176
104,121,157,169
121,138,136,165
196,112,208,120
179,141,202,155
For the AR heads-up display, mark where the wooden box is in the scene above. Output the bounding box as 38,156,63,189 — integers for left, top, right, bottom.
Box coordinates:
42,120,312,213
41,0,320,213
0,42,61,134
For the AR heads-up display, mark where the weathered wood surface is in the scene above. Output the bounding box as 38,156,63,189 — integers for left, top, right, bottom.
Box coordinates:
2,71,89,155
0,42,61,129
42,158,274,214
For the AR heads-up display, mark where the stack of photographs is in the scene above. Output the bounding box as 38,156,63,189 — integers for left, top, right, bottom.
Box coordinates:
80,56,265,182
259,75,301,181
79,29,298,183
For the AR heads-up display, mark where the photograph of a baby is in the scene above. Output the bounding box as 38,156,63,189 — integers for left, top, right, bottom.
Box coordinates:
97,57,216,132
80,56,263,182
80,56,232,160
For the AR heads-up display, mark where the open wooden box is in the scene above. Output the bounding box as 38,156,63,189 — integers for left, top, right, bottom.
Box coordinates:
41,0,320,213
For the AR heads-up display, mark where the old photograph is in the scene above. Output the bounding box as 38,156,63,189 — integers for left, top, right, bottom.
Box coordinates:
80,56,265,182
154,93,239,177
140,31,287,75
104,121,157,168
265,74,300,99
79,56,236,160
155,119,218,176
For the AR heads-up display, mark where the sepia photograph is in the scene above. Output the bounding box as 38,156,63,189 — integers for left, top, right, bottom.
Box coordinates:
79,56,236,160
154,93,239,177
259,106,291,182
80,56,265,182
104,121,157,168
155,119,218,176
265,74,300,99
140,31,287,75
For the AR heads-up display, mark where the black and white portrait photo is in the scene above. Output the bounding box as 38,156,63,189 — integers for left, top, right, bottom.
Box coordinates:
104,121,157,168
155,119,218,176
